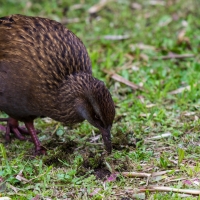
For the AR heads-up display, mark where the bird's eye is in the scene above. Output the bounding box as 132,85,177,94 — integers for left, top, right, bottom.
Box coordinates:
95,114,100,120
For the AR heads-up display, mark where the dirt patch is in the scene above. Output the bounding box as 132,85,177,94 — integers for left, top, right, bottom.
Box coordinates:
81,151,112,180
94,167,111,180
43,140,77,167
82,151,104,168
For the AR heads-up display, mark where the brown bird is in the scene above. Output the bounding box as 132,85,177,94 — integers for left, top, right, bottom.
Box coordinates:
0,14,115,155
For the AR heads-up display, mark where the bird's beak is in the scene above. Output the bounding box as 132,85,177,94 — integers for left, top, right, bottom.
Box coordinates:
100,128,112,154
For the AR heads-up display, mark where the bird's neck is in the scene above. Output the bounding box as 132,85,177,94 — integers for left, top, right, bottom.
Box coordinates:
47,73,91,124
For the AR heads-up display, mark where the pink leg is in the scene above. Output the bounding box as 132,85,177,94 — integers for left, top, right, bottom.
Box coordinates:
0,117,44,155
18,126,40,135
5,118,29,142
0,118,8,121
0,117,39,139
25,121,46,155
0,117,30,142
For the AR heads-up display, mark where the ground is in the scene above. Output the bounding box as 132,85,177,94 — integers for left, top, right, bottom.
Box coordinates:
0,0,200,199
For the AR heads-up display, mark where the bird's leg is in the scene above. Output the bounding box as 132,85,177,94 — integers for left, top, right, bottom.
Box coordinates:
0,117,30,142
16,126,40,135
25,121,46,155
6,118,29,142
0,118,8,121
0,117,39,139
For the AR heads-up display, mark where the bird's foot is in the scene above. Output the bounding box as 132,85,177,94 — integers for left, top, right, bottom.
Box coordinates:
0,118,45,156
0,117,31,142
24,121,46,156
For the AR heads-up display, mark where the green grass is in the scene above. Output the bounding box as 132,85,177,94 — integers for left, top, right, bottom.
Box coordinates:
0,0,200,199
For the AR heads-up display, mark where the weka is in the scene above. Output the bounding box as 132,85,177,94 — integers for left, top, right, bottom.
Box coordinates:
0,14,115,155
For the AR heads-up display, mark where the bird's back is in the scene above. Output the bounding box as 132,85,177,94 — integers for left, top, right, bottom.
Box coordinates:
0,14,92,119
0,14,92,80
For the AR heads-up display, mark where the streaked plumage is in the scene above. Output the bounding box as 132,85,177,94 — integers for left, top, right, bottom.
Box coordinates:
0,14,115,155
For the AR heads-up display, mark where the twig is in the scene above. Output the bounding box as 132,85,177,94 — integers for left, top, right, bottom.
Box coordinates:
165,177,187,184
88,0,109,14
153,54,194,60
122,172,151,186
153,170,180,177
148,132,172,140
139,186,200,196
103,35,130,40
61,18,80,25
122,172,151,178
102,69,143,91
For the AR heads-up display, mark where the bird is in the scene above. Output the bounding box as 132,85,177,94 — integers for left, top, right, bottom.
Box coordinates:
0,14,115,155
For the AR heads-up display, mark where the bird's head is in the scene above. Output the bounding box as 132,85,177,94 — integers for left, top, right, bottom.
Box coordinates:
57,74,115,153
75,75,115,153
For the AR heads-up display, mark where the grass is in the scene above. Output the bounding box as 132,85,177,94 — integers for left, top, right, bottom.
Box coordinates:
0,0,200,199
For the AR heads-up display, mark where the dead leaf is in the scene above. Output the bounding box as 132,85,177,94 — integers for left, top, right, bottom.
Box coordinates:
70,4,84,10
149,132,172,140
139,113,157,117
31,195,40,200
183,179,200,186
178,29,190,43
194,115,199,121
90,135,101,142
177,29,191,48
146,104,156,108
140,53,149,61
105,173,117,182
6,183,19,193
183,112,196,116
15,170,29,184
90,188,101,196
183,180,193,185
130,43,156,51
131,3,142,10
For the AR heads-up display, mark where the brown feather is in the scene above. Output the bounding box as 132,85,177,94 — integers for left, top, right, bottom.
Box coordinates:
0,14,115,154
